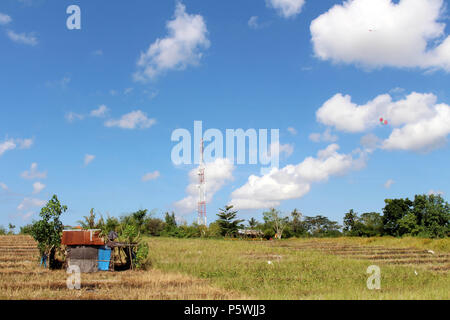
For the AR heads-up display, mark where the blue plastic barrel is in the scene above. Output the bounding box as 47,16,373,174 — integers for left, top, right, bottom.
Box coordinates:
98,246,111,271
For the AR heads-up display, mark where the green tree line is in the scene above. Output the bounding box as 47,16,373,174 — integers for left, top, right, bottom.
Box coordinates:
9,193,450,240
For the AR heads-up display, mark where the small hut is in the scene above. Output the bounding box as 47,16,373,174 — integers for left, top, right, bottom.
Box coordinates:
61,229,138,273
238,229,264,239
61,229,109,273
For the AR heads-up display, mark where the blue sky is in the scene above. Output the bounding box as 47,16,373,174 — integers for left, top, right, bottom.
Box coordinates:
1,0,449,229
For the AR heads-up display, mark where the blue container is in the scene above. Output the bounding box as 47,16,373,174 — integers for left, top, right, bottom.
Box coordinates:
98,246,111,271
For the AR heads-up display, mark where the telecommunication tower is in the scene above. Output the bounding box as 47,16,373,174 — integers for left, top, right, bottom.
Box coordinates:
197,139,207,226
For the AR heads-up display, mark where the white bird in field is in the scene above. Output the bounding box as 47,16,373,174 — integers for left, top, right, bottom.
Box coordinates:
414,270,418,276
427,250,435,255
267,261,272,265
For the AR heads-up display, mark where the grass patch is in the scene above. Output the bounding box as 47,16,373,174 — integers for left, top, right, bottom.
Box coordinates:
148,237,449,300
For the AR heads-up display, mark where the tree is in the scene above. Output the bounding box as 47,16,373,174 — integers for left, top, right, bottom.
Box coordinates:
7,223,15,235
30,195,67,267
131,209,148,233
359,212,383,236
217,205,244,237
303,215,341,237
291,209,305,236
164,212,177,232
263,208,289,239
0,225,6,235
144,218,165,236
20,224,33,235
78,208,103,229
419,194,450,238
248,218,258,230
382,198,413,236
343,209,357,233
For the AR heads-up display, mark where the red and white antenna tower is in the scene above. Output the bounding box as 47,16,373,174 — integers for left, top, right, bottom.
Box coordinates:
197,139,207,226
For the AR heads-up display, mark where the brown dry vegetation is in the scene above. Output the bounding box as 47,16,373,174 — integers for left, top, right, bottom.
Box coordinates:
0,235,448,300
0,235,245,300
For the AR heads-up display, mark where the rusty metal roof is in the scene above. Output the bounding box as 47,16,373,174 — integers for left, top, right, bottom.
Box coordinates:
61,230,105,246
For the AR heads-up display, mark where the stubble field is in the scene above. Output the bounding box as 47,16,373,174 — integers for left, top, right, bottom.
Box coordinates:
0,235,448,300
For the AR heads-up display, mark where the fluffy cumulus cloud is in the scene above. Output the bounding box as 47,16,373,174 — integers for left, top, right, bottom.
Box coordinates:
0,137,33,156
316,91,450,152
134,2,210,81
310,0,450,71
32,182,45,194
0,182,8,190
142,171,160,182
266,0,306,18
105,110,156,130
21,163,47,180
230,144,366,210
174,158,234,213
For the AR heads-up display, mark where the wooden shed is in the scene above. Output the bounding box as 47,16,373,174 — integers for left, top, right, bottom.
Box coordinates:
61,229,108,273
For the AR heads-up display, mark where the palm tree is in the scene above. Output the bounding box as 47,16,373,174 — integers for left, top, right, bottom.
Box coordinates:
78,208,101,229
248,218,258,230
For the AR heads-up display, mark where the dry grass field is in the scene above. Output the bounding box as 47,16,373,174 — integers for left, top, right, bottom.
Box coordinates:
0,235,448,300
0,235,245,300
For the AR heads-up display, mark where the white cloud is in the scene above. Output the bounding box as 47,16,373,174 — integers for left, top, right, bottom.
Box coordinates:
105,110,156,130
134,2,210,81
65,112,84,122
32,182,45,194
174,158,234,213
381,104,450,151
84,154,95,166
124,87,134,95
266,142,294,158
0,137,33,156
360,133,381,152
6,29,38,46
0,139,17,156
0,182,8,190
248,16,260,29
317,91,450,152
428,189,444,196
230,144,366,210
142,171,161,182
21,163,47,180
17,197,45,211
266,0,306,18
90,105,109,118
17,138,33,149
0,13,12,25
384,179,395,189
310,0,450,71
287,127,298,135
309,128,338,143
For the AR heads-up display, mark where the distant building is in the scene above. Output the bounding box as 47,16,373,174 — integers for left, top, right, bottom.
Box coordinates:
238,229,264,238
